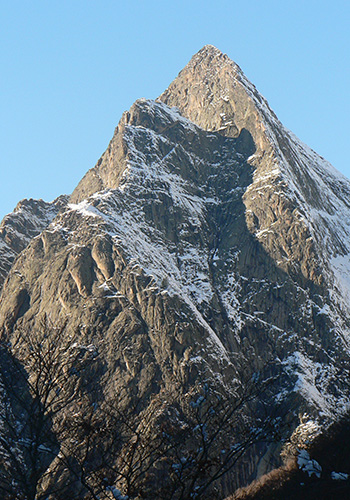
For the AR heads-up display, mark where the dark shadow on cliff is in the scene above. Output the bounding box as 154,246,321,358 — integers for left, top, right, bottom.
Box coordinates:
0,318,107,499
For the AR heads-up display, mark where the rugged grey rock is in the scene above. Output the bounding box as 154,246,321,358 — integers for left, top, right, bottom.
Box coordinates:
0,196,68,289
1,45,350,497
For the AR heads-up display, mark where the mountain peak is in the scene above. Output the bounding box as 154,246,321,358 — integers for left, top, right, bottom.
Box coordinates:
188,44,239,68
157,45,259,140
192,44,226,60
2,43,350,498
177,44,241,83
198,43,221,53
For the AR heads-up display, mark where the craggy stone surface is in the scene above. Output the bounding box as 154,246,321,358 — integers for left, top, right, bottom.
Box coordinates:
0,196,68,289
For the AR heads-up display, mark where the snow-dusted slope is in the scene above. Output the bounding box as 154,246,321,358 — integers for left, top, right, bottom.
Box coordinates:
0,196,68,289
237,63,350,300
69,99,350,417
158,46,350,414
2,92,348,416
159,46,350,292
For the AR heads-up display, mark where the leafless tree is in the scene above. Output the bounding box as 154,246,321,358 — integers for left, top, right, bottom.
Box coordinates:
59,374,283,499
0,317,99,499
0,319,284,499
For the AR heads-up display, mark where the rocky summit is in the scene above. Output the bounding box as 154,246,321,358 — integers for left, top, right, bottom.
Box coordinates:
1,45,350,499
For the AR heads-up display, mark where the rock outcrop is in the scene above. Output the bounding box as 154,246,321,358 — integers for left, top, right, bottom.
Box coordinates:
0,195,68,289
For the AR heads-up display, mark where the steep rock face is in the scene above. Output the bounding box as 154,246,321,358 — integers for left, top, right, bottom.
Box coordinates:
159,45,350,290
1,100,253,388
0,196,68,289
1,46,350,493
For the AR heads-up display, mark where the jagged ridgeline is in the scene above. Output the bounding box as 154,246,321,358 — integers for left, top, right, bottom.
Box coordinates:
1,45,350,499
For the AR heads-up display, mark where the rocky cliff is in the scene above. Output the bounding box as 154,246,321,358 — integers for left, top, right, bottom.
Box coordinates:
0,196,68,289
1,45,350,498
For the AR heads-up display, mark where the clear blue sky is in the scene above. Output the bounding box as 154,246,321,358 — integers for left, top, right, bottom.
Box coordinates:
1,0,349,220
